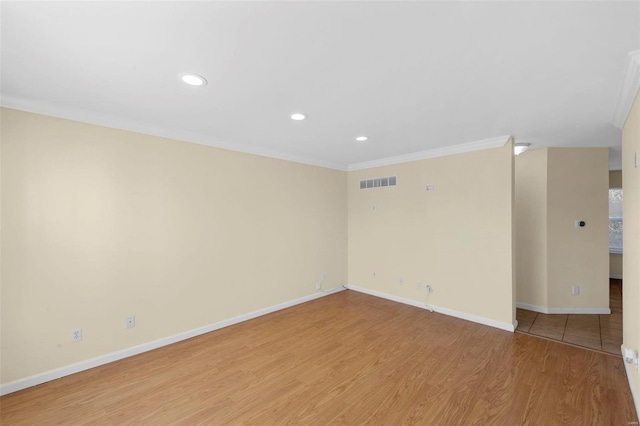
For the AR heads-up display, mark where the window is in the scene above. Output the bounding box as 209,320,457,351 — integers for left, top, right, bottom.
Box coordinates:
609,188,623,254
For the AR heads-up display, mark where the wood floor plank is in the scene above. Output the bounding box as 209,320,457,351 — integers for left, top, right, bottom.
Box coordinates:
1,290,636,425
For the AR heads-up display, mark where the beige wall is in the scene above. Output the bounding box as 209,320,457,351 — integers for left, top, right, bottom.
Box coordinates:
611,255,624,278
546,148,610,310
515,148,610,312
515,149,548,308
610,170,623,278
0,108,348,384
623,92,640,401
611,170,623,188
347,142,515,328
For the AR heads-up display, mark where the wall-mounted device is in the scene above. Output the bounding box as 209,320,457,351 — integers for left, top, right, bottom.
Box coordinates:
574,220,586,228
624,347,638,366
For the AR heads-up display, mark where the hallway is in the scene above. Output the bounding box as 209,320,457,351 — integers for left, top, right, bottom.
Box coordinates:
516,279,622,355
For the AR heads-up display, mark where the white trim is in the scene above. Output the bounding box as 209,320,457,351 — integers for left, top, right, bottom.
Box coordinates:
610,274,624,280
516,302,547,313
613,50,640,129
516,302,611,315
610,249,623,255
346,284,516,332
0,97,348,171
347,135,511,171
0,287,345,396
622,345,640,418
1,98,512,173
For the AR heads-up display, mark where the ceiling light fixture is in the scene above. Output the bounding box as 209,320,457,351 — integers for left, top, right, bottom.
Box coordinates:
290,113,307,121
355,136,368,142
514,143,531,155
179,73,207,86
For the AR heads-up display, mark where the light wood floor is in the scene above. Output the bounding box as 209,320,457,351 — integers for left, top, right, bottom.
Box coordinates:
516,279,623,355
1,290,636,425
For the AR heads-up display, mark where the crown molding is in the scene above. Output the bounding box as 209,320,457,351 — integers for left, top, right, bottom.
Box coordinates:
613,50,640,129
0,95,349,171
347,135,512,171
1,95,511,173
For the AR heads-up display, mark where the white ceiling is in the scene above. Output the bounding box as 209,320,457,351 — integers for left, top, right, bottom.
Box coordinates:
2,1,638,170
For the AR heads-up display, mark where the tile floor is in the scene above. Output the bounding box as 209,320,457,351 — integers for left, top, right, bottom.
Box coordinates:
516,279,623,355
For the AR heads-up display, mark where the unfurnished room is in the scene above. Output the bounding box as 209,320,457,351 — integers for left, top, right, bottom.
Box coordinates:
1,1,640,424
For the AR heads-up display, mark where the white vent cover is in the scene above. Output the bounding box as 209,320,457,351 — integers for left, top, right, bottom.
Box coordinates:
359,176,397,190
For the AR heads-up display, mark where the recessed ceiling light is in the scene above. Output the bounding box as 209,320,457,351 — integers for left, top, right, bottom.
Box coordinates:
355,136,368,142
290,113,307,121
179,73,207,86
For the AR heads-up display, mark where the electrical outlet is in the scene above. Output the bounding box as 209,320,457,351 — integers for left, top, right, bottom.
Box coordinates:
372,204,377,212
126,316,135,329
321,272,326,280
373,272,376,278
572,285,580,296
417,281,422,289
399,278,404,285
426,285,433,293
71,328,82,342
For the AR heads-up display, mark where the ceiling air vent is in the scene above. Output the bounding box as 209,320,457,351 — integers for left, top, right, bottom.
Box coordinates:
359,176,397,190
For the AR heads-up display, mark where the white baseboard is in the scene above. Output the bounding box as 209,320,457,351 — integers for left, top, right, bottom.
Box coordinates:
622,345,640,419
610,274,623,280
346,284,516,332
0,287,346,396
516,302,611,315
